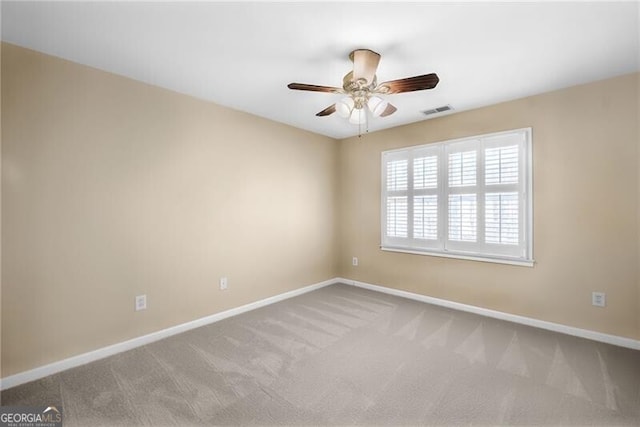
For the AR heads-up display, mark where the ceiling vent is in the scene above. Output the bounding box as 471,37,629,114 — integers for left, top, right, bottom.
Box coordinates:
422,105,454,116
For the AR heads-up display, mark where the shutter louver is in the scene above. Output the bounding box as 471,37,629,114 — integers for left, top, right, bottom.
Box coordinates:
486,145,518,185
386,197,408,237
448,194,477,242
486,192,519,245
414,195,438,240
387,160,408,191
449,151,476,187
414,156,438,189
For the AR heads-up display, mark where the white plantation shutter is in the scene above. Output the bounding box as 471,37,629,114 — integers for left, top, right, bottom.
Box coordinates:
445,140,481,253
382,156,410,245
481,132,527,258
381,128,532,265
412,150,440,248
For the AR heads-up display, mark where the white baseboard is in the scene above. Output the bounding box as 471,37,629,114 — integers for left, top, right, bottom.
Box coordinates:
336,277,640,351
0,278,338,391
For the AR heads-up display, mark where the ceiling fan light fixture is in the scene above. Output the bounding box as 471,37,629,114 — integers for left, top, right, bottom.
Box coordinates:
367,96,389,117
348,107,367,125
336,97,354,118
287,48,439,128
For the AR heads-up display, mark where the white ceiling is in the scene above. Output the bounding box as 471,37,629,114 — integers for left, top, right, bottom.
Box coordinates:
2,1,639,139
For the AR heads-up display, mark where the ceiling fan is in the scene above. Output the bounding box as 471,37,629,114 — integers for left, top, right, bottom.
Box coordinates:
288,49,439,125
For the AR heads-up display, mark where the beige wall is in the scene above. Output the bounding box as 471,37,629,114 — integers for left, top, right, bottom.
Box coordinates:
338,73,640,341
1,43,338,377
637,72,640,339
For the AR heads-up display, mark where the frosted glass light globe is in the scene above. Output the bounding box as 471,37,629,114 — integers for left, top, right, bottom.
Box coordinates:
349,107,367,125
368,96,388,117
336,97,355,118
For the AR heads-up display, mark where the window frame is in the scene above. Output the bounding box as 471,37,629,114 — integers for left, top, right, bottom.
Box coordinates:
380,128,534,267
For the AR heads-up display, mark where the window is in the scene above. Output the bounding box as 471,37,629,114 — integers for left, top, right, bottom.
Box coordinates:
381,128,533,266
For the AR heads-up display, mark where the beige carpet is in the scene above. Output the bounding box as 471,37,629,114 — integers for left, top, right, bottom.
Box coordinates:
2,283,639,425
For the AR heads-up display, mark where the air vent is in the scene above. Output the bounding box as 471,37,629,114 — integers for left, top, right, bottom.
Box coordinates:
422,105,454,116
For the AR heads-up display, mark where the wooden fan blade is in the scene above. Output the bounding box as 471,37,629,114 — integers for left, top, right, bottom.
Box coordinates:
287,83,342,93
350,49,381,85
316,104,336,117
377,73,439,94
380,103,397,117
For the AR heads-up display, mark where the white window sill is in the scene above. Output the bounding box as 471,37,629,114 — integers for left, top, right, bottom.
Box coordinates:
380,246,535,267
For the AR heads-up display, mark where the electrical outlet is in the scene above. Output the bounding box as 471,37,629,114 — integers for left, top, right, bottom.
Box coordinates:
135,294,147,311
352,257,358,266
220,277,228,290
592,291,606,307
